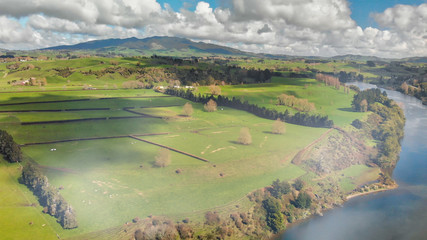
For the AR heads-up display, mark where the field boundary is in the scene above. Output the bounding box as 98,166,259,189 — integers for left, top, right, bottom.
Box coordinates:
129,135,210,163
20,115,162,125
0,96,174,106
20,133,170,146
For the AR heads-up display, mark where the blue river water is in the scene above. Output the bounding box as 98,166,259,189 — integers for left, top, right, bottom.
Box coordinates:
281,82,427,240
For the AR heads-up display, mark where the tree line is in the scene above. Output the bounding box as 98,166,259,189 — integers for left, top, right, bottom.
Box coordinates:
277,93,316,112
165,88,334,128
351,89,405,169
21,162,78,229
0,129,22,163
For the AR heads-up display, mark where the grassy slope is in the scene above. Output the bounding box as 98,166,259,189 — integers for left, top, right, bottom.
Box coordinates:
0,57,376,239
1,89,328,238
197,77,367,126
0,159,57,240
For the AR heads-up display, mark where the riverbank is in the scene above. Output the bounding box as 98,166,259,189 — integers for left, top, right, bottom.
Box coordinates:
346,183,399,200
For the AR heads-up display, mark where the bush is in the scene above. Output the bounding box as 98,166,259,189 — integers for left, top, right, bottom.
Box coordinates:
272,118,286,134
270,179,291,198
351,119,363,129
154,148,171,167
183,102,194,117
237,127,252,145
205,211,220,225
177,224,194,239
294,192,312,209
293,179,305,191
262,197,285,233
204,99,217,112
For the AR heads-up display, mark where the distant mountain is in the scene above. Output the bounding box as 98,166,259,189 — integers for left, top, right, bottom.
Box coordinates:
402,57,427,63
330,54,387,62
42,36,252,56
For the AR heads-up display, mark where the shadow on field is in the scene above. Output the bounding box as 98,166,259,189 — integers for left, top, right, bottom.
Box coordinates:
338,107,355,112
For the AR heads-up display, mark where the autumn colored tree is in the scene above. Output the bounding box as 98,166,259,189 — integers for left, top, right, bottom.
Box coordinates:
209,85,221,95
237,127,252,145
204,99,217,112
183,102,194,117
154,148,171,167
400,82,409,94
272,119,286,134
360,99,368,112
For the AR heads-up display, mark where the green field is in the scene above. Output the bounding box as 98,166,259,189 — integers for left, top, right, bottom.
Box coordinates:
0,57,378,239
0,88,335,238
0,159,57,240
197,77,367,126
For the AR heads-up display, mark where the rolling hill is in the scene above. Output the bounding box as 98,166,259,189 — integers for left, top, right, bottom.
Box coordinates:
42,36,252,56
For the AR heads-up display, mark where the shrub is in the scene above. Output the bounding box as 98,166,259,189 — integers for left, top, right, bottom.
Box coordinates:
205,211,220,225
154,148,171,167
294,192,312,209
293,179,305,191
177,224,194,239
204,99,217,112
237,127,252,145
183,102,194,117
272,118,286,134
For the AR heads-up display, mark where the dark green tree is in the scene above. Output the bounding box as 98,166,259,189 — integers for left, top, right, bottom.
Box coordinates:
263,197,285,233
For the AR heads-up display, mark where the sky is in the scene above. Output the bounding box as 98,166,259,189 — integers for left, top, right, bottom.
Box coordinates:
0,0,426,58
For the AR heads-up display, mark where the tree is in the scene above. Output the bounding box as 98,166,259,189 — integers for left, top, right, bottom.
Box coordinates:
263,197,285,233
154,148,171,167
205,211,220,225
237,127,252,145
204,99,217,112
272,119,286,134
293,179,305,191
209,85,221,95
177,224,194,239
182,102,194,117
400,82,409,94
270,179,291,198
294,192,312,209
360,99,368,112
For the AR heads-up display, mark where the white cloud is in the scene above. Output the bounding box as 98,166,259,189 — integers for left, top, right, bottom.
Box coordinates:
0,0,425,58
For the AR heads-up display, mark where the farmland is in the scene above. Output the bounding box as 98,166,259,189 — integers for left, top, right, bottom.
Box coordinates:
0,56,392,239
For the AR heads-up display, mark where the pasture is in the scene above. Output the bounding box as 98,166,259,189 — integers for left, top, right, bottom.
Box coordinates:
0,88,331,238
196,77,367,126
0,66,373,238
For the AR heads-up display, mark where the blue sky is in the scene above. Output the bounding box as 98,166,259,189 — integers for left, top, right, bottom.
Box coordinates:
349,0,427,28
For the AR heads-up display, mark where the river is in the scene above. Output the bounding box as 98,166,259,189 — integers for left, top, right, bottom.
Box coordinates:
281,82,427,240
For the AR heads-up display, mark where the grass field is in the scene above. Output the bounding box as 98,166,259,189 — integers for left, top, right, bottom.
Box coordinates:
0,158,58,240
0,58,374,239
0,87,334,238
196,77,367,126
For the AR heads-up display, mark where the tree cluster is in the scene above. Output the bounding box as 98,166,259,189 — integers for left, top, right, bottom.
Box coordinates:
370,103,405,168
122,80,145,89
21,162,78,229
270,179,291,198
352,88,392,112
165,88,334,128
0,130,22,163
316,73,341,89
352,89,405,169
277,93,316,112
262,197,285,233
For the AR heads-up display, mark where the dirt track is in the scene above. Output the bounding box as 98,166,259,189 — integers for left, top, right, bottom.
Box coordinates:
291,128,334,165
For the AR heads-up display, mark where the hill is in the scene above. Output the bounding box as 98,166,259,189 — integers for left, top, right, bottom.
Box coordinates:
42,36,252,56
